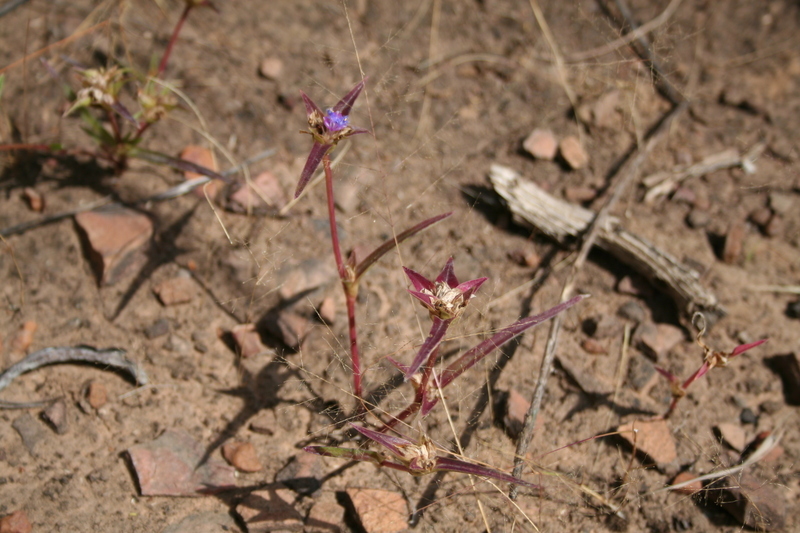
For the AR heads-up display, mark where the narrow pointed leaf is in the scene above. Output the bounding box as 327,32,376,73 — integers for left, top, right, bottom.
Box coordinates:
303,445,383,464
355,212,452,280
386,356,409,374
434,457,541,489
654,365,679,384
332,78,366,116
408,290,435,308
111,101,138,126
300,91,323,117
404,317,451,381
436,257,458,287
730,338,767,357
349,423,414,458
295,142,331,198
439,295,585,390
404,268,435,292
456,277,489,300
682,361,709,389
130,148,231,183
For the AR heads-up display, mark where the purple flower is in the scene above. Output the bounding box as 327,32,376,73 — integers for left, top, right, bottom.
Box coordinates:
404,257,487,321
295,79,369,198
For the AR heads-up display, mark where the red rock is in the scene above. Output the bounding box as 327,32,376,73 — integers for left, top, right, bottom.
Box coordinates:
86,382,108,409
275,452,324,495
618,418,677,465
722,222,745,264
559,136,589,169
564,185,597,203
42,399,69,435
75,207,153,286
180,145,223,200
671,472,702,495
222,441,263,472
716,422,746,452
305,491,344,533
522,128,558,160
268,311,310,350
346,488,407,533
22,187,44,212
503,388,542,438
153,277,195,306
10,321,37,354
639,322,683,361
231,323,268,358
0,510,32,533
318,296,336,325
581,338,607,355
228,171,287,214
236,487,304,532
127,429,236,496
258,57,284,80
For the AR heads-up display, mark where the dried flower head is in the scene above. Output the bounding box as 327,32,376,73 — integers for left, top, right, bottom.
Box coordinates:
404,257,487,321
65,66,127,116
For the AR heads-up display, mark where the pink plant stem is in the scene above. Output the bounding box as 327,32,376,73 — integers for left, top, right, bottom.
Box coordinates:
156,3,192,78
322,154,363,402
379,346,442,432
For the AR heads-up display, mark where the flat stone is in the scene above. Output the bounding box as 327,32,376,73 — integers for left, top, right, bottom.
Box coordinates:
670,472,702,495
522,128,558,160
22,187,44,212
162,512,239,533
180,145,223,200
42,399,69,435
616,276,651,297
145,318,170,339
559,135,589,169
12,413,49,457
591,89,621,129
86,381,107,409
346,488,407,533
127,429,236,496
639,322,683,361
275,452,324,495
231,323,268,358
581,338,607,355
227,171,287,214
222,441,263,473
557,353,613,396
618,418,677,465
715,422,746,452
716,472,786,531
249,410,277,435
722,222,745,264
277,259,336,301
153,277,195,306
75,207,153,286
236,486,304,532
258,57,284,80
305,491,344,533
617,301,646,323
0,510,32,533
265,311,310,351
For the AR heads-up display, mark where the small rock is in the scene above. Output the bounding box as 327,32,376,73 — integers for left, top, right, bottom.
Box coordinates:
522,128,558,160
236,486,304,532
559,136,589,169
768,191,793,214
617,301,646,323
507,248,540,268
227,171,287,214
671,472,702,495
333,181,360,214
75,207,153,286
557,353,613,395
258,57,284,80
231,323,268,358
581,338,607,355
616,276,651,297
591,89,621,129
9,321,37,354
42,399,69,435
502,388,535,439
564,186,597,203
318,296,336,325
722,222,745,264
0,510,32,533
222,441,263,473
618,418,677,465
639,322,683,361
22,187,44,212
190,330,209,353
164,334,192,354
275,452,324,495
671,186,696,205
162,512,239,533
740,407,757,425
715,472,786,531
764,213,782,237
250,410,277,435
686,208,710,229
127,429,236,496
86,382,107,409
787,299,800,319
144,318,170,339
180,145,223,200
278,259,336,301
346,488,408,533
749,207,773,227
627,355,656,391
305,491,344,533
266,311,310,351
715,422,746,451
11,413,48,457
153,277,195,306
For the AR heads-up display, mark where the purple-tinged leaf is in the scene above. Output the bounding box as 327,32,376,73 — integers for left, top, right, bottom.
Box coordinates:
436,257,458,287
433,457,541,489
682,361,709,389
439,295,585,389
295,142,331,198
111,101,138,126
404,267,435,292
409,290,436,309
300,91,323,117
654,365,679,384
303,445,383,464
456,277,489,300
349,423,415,458
385,356,409,374
404,317,451,381
332,78,367,117
354,212,452,280
730,338,767,357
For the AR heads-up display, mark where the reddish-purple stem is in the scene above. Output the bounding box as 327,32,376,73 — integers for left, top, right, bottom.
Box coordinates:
157,3,192,78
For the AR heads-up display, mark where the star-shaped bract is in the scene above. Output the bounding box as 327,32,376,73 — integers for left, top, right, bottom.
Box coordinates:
295,79,369,198
404,257,487,322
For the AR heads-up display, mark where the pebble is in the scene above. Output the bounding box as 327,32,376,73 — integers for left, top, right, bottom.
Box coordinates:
616,276,651,297
164,334,192,354
22,187,44,212
722,222,745,264
686,208,710,229
627,355,656,391
559,135,589,169
11,413,48,457
10,321,37,354
42,399,69,435
617,301,646,323
258,57,284,80
275,452,324,495
507,248,541,268
75,207,153,286
180,145,223,200
671,186,695,205
153,277,195,306
787,300,800,319
278,259,336,301
716,472,786,531
144,318,170,339
222,441,263,472
715,422,746,451
346,488,408,533
318,296,336,325
740,407,758,425
564,185,597,203
266,310,310,351
522,128,558,160
639,322,683,361
617,418,677,465
768,191,793,214
227,171,287,214
0,510,32,533
231,323,268,358
502,388,534,439
236,486,304,532
86,382,108,409
581,338,607,355
127,429,235,496
591,90,620,129
749,207,773,227
670,472,702,495
557,353,613,395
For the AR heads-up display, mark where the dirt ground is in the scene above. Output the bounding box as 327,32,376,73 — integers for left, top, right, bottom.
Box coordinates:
0,0,799,531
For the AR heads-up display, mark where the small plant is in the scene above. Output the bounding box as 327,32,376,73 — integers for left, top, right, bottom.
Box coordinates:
292,77,585,488
655,313,767,418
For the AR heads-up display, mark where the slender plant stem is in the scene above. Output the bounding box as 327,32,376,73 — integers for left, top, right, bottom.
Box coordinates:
323,155,346,278
156,4,192,78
